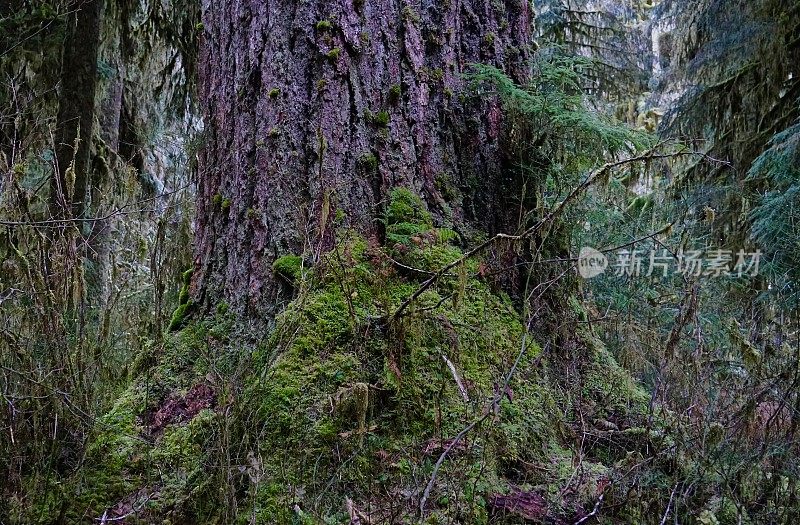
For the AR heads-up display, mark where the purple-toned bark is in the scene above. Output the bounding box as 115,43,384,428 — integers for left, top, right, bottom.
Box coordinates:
195,0,533,314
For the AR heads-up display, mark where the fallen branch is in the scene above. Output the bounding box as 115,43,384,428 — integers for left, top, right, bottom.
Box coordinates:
441,354,470,402
573,492,604,525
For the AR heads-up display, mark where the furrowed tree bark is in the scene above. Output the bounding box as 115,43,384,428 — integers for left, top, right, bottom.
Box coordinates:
52,0,103,220
195,0,534,314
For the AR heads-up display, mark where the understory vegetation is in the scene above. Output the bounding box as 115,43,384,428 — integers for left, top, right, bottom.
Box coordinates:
13,190,654,523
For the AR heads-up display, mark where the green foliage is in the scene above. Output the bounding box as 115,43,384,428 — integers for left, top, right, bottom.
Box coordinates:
470,55,651,170
748,121,800,306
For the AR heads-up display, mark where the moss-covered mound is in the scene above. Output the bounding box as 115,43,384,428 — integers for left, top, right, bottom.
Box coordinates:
21,190,654,524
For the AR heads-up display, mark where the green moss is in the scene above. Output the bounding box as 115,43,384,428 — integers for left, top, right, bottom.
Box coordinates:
57,189,664,524
326,47,341,60
272,254,305,281
240,227,560,521
268,87,280,98
580,334,650,421
221,198,231,211
169,269,195,331
315,19,333,31
484,32,496,45
268,126,281,138
168,301,192,331
334,208,346,224
363,108,390,127
435,172,459,200
388,83,402,104
421,66,445,83
357,151,378,171
178,285,190,306
402,6,421,24
386,187,432,227
625,194,653,216
373,110,390,127
212,193,222,207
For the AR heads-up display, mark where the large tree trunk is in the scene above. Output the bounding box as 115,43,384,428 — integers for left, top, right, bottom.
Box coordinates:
195,0,533,314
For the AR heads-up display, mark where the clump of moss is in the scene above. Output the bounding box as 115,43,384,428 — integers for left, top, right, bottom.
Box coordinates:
57,320,229,522
315,19,332,31
169,268,194,331
385,187,432,228
357,151,378,171
272,254,305,281
420,66,445,83
388,83,402,104
212,193,222,207
268,87,280,98
402,6,421,24
326,47,341,61
221,197,231,211
363,108,390,128
168,302,192,331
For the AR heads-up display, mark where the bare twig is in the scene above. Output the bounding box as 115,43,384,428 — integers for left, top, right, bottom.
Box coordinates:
441,354,470,402
573,492,605,525
659,482,680,525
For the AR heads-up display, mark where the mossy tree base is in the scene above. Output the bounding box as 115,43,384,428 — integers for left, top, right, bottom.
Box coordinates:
19,205,656,524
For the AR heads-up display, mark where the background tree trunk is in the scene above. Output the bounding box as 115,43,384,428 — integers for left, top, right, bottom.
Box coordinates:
195,0,533,314
52,0,103,220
